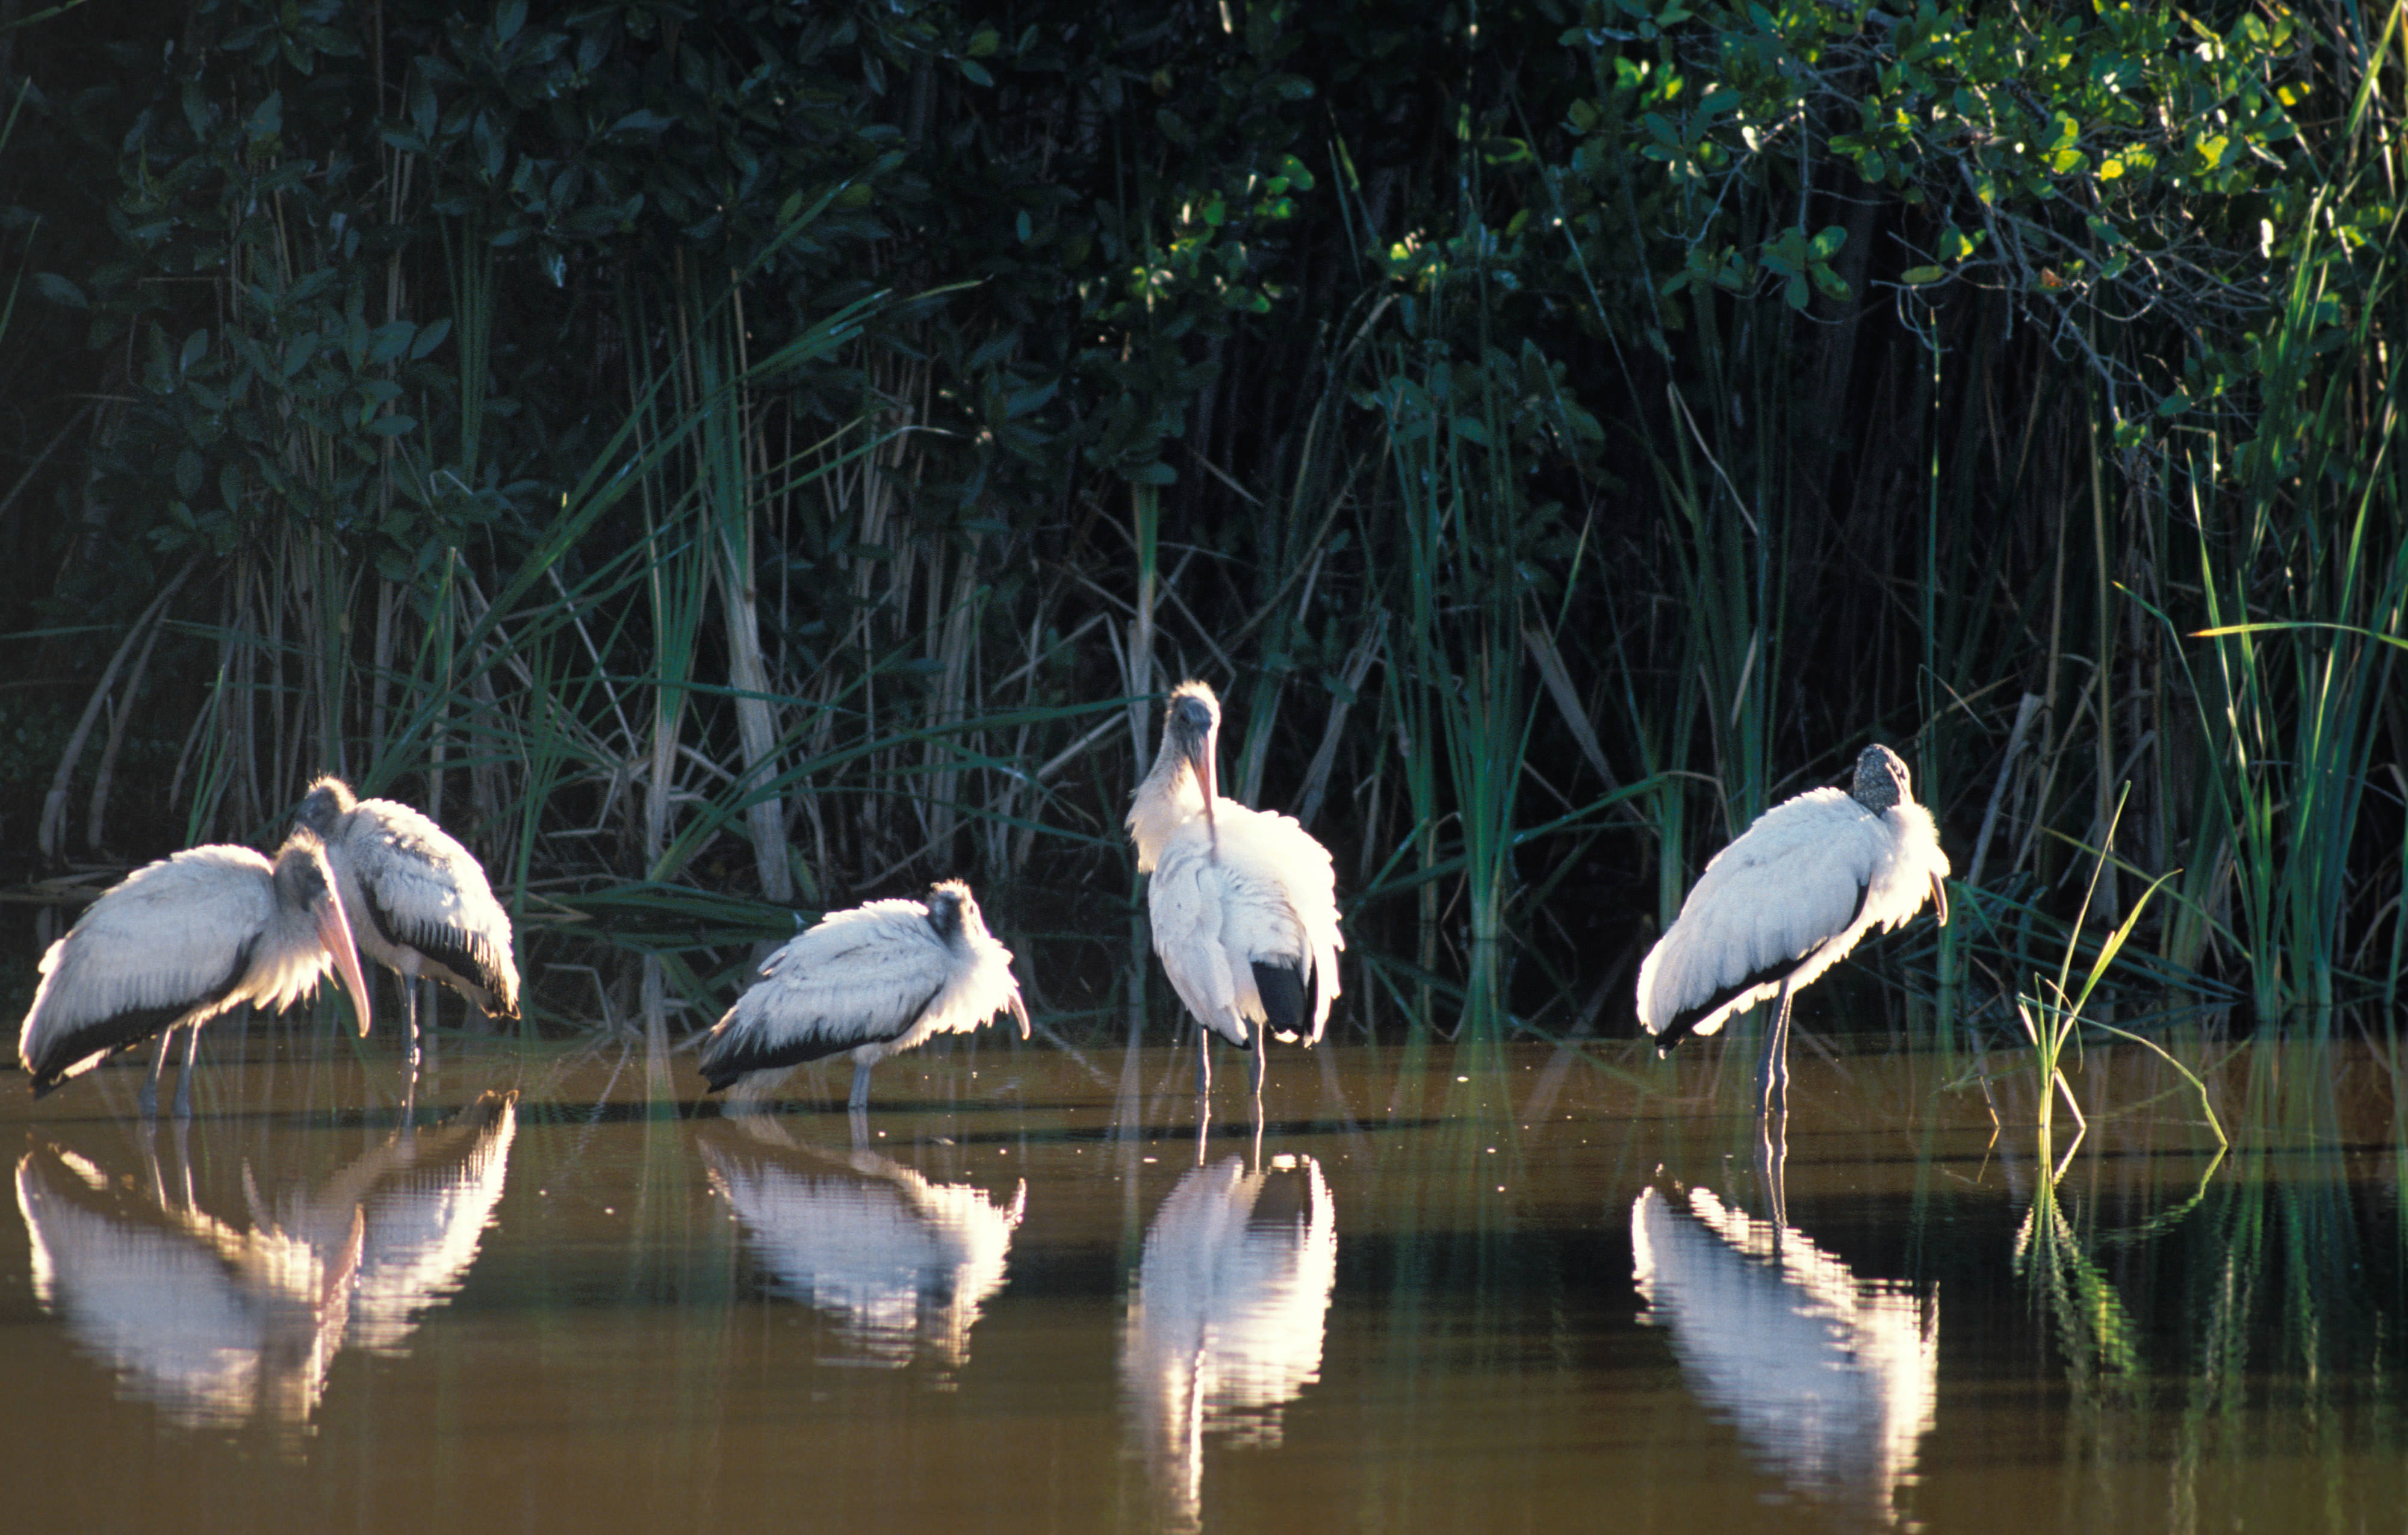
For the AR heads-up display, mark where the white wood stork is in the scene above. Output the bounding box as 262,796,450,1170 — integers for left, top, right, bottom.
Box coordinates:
1128,681,1343,1104
1631,1183,1938,1526
696,879,1029,1111
293,777,521,1074
1123,1152,1338,1531
17,831,375,1116
1636,743,1950,1117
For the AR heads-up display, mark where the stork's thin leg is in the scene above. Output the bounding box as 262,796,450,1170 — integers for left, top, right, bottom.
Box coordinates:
1193,1099,1211,1167
1246,1029,1265,1111
1755,1108,1789,1236
1756,979,1796,1119
848,1062,874,1112
173,1022,202,1120
1194,1025,1211,1097
403,972,423,1074
139,1029,173,1117
846,1104,872,1150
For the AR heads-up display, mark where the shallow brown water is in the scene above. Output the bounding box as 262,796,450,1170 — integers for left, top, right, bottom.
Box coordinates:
1,1026,2402,1533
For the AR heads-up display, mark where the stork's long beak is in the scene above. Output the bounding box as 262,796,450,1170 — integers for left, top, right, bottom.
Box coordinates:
1008,992,1031,1041
1186,728,1220,856
1930,873,1950,927
314,896,375,1038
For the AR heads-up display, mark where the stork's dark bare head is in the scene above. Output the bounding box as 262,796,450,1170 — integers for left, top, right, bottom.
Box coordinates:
1164,680,1222,840
272,828,340,910
293,775,359,837
1851,743,1912,813
924,879,971,942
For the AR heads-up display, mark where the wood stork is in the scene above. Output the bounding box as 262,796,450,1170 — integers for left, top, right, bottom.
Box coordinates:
1631,1183,1938,1525
293,777,521,1075
696,879,1029,1111
1128,680,1343,1103
17,830,375,1116
1636,743,1950,1117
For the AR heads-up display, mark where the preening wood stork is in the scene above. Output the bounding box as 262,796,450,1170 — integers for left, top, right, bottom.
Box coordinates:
1636,743,1950,1117
293,777,520,1074
17,831,375,1117
1631,1183,1939,1526
697,879,1029,1111
1128,680,1343,1103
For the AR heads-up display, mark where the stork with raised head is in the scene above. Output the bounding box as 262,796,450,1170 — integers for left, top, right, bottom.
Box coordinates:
1637,743,1950,1117
697,879,1029,1111
292,777,520,1074
17,830,374,1117
1128,681,1343,1105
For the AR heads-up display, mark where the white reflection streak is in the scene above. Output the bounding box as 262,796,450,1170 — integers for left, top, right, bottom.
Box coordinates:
15,1147,360,1431
308,1090,520,1354
1123,1154,1338,1533
1631,1186,1938,1527
701,1130,1024,1372
13,1091,521,1431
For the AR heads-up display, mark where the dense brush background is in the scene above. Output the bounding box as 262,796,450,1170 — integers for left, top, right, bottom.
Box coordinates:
0,0,2400,1039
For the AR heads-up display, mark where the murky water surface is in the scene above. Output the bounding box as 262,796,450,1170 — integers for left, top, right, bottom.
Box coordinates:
1,1029,2402,1533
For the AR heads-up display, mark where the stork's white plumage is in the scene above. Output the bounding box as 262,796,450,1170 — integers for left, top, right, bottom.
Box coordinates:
1637,743,1949,1115
293,777,520,1074
16,831,374,1115
697,879,1029,1111
1129,681,1343,1103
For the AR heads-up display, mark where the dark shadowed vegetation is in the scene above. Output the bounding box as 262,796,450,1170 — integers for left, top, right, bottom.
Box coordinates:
1,0,2400,1043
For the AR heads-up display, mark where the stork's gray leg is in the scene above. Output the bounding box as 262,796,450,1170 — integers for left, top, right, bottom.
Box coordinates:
1246,1029,1265,1111
1756,979,1795,1120
1756,1106,1789,1236
1194,1025,1212,1097
847,1105,871,1150
848,1062,874,1112
139,1029,173,1117
173,1022,202,1120
403,972,423,1075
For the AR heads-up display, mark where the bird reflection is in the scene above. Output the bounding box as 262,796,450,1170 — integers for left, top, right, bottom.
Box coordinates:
1631,1184,1938,1528
1123,1153,1338,1533
298,1090,520,1354
700,1117,1023,1374
13,1091,520,1433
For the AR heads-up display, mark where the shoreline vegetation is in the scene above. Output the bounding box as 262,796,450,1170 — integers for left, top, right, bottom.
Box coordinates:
1,1,2400,1044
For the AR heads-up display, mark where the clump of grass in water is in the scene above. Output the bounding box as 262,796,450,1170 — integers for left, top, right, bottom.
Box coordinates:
2016,786,2224,1147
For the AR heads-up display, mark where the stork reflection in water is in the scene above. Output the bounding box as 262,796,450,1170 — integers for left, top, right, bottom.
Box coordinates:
1123,1150,1337,1533
12,1091,521,1430
1128,681,1343,1105
1637,743,1949,1117
700,1115,1023,1373
17,830,374,1117
698,880,1029,1112
1632,1183,1939,1527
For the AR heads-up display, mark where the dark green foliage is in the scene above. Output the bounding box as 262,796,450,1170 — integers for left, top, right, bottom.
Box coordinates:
0,0,2400,1034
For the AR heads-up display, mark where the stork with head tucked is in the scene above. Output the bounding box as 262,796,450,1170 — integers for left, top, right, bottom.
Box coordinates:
292,777,520,1076
697,879,1029,1112
1129,680,1344,1105
1637,743,1950,1117
17,830,375,1116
